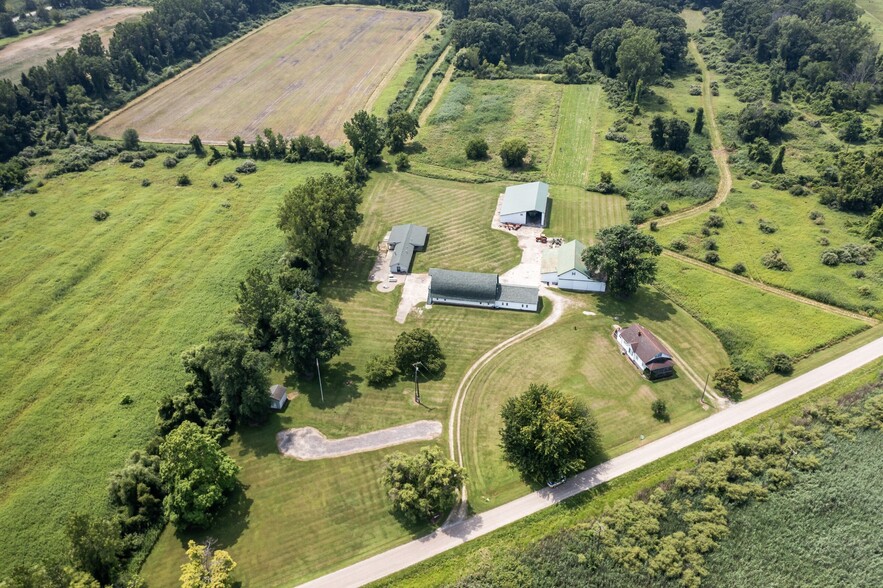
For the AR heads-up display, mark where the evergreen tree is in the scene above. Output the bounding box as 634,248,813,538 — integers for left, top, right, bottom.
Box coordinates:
771,146,785,174
694,107,704,134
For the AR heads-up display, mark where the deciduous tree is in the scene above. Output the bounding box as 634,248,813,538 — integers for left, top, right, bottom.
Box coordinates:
386,111,419,153
344,110,385,165
381,446,465,523
499,137,529,168
500,384,601,484
179,540,236,588
121,128,139,151
65,514,122,586
582,224,662,297
616,28,662,92
270,292,351,375
393,328,445,374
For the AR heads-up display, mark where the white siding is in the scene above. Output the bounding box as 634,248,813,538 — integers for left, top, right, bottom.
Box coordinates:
540,271,558,284
428,296,494,308
500,211,527,225
495,300,538,312
559,278,606,292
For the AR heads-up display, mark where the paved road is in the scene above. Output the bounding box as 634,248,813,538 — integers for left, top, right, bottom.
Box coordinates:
297,336,883,588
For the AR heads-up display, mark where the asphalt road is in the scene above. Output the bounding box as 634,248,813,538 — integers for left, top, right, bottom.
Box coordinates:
297,336,883,588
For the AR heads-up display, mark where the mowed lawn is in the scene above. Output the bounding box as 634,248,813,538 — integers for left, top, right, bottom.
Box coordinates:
655,256,868,370
0,7,151,81
857,0,883,44
141,171,544,586
92,6,437,144
412,78,563,181
462,289,730,511
547,84,603,187
546,185,628,243
0,155,338,574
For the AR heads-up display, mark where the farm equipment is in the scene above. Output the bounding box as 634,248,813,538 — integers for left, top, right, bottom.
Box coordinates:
535,234,548,243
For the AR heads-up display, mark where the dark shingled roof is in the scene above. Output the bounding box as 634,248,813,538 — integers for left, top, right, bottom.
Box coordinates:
388,224,428,273
498,284,539,305
428,268,498,303
618,324,674,368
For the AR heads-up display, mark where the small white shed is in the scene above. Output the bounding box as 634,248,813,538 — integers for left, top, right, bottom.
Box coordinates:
269,384,287,410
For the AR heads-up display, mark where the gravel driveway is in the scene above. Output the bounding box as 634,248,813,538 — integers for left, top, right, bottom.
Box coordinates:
277,420,442,460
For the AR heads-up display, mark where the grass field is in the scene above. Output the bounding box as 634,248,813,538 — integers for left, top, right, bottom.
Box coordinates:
91,6,437,145
655,256,868,372
0,6,151,81
654,177,883,316
0,155,339,575
139,171,543,586
857,0,883,44
373,360,883,588
412,77,563,181
545,185,628,243
462,288,730,510
547,85,603,187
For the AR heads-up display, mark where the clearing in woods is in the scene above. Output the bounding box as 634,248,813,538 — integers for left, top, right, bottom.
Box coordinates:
91,6,437,145
0,7,151,81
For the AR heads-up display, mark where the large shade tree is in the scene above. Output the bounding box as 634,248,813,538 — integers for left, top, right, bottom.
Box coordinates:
616,27,663,92
278,174,363,275
159,421,240,529
500,384,601,484
582,224,662,298
381,446,466,523
270,292,351,375
343,110,385,164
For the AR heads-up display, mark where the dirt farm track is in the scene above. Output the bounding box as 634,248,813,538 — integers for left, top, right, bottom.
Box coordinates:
92,6,438,145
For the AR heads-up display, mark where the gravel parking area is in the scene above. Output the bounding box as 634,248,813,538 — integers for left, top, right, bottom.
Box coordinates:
277,420,442,460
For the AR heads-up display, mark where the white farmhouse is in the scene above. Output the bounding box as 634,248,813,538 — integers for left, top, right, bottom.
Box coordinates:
499,182,549,227
541,240,606,292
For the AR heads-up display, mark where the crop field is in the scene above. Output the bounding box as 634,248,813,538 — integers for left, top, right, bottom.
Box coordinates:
0,7,151,81
413,78,563,181
655,178,883,316
655,256,868,371
140,171,545,586
91,6,437,144
0,154,340,573
462,289,730,510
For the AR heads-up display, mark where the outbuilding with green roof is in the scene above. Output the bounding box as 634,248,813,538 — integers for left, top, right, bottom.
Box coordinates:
540,240,606,292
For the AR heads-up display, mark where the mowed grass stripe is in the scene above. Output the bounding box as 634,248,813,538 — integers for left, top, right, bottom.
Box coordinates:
547,184,628,243
91,6,437,144
548,85,602,186
0,157,337,572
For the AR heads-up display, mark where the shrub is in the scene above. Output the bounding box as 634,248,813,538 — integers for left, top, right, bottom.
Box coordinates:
465,137,489,160
789,185,806,196
769,353,794,376
651,399,669,421
761,249,790,271
118,152,134,164
499,138,529,168
141,178,151,187
809,210,825,224
366,354,399,388
853,269,866,279
650,221,658,231
130,159,144,168
703,238,718,251
595,171,616,194
235,159,257,174
704,250,720,264
119,394,133,406
93,209,110,221
174,149,190,160
28,210,37,217
604,131,629,143
732,262,747,275
395,153,410,171
163,156,178,169
758,218,777,234
222,174,237,183
713,366,742,400
670,238,688,251
858,285,873,298
176,174,191,186
651,153,687,181
820,250,840,266
705,214,724,228
818,236,830,246
122,128,140,151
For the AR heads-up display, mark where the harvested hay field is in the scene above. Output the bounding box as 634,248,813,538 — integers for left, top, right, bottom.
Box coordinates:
92,6,438,145
0,7,151,81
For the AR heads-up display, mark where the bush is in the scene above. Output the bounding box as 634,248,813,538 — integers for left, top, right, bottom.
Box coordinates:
163,156,178,169
395,153,410,171
651,399,669,421
705,250,720,264
789,185,806,196
174,149,190,160
118,152,134,163
769,352,794,376
713,366,742,400
93,209,109,221
703,238,718,251
122,128,140,151
761,249,790,271
366,354,399,388
732,262,747,275
604,131,629,143
670,238,688,251
499,138,529,168
705,214,724,228
758,218,777,234
820,250,840,266
651,153,687,181
222,174,237,183
28,210,37,217
141,178,151,187
235,159,257,174
465,137,489,160
130,159,144,168
650,221,658,231
176,174,191,186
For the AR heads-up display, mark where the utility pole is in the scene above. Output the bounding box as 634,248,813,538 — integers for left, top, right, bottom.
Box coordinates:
316,357,325,404
412,362,425,405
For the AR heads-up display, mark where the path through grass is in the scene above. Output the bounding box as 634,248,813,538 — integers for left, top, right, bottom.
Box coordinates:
548,85,602,187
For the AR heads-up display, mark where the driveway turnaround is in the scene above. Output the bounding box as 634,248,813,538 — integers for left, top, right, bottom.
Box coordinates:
297,336,883,587
277,420,442,460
